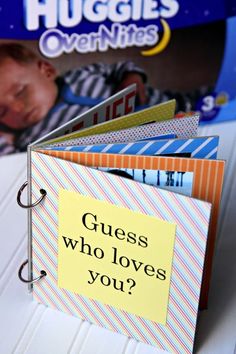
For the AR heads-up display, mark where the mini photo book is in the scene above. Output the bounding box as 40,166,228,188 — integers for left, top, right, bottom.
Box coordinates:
18,86,225,354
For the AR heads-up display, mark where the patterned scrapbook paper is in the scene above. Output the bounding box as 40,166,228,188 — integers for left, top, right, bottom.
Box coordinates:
38,99,176,146
31,151,211,354
38,150,225,309
46,136,219,160
44,115,199,148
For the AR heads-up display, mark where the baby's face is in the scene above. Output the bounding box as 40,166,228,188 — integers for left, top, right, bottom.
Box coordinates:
0,58,58,130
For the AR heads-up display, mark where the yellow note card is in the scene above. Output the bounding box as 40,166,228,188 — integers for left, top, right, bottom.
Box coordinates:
58,189,176,324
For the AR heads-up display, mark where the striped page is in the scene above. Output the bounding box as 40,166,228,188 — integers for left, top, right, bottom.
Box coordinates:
45,136,219,160
37,150,225,310
31,151,211,354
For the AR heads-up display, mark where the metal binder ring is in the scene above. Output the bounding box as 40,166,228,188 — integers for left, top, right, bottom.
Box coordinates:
18,260,47,284
17,181,46,209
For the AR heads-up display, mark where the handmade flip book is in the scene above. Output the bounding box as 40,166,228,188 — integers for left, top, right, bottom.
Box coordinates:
18,87,224,354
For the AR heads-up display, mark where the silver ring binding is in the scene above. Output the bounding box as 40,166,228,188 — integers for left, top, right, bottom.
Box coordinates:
17,181,47,209
18,260,47,284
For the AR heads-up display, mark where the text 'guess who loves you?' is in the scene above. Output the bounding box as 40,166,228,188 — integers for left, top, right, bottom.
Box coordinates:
58,189,176,324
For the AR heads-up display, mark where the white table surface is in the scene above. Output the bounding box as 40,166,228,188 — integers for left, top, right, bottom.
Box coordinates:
0,121,236,354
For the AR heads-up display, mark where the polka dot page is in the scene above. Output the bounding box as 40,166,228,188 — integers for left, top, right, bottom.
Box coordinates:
44,115,199,148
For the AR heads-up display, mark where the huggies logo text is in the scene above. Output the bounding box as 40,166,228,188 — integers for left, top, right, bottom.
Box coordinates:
23,0,179,58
